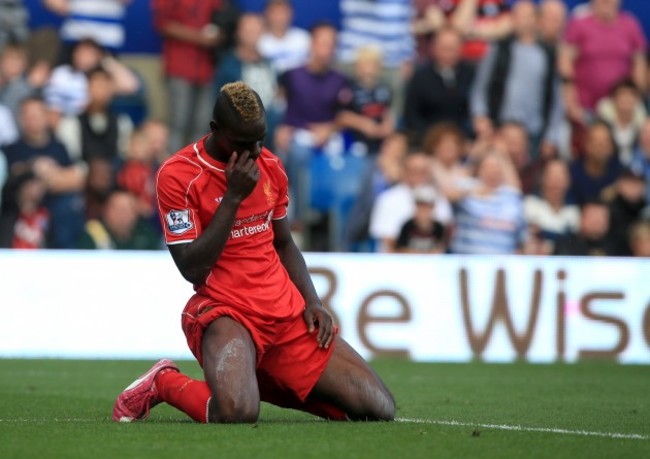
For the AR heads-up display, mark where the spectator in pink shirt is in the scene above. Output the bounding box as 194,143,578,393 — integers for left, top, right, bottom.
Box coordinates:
559,0,647,155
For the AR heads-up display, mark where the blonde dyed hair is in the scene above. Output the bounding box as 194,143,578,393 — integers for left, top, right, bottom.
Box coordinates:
220,82,263,122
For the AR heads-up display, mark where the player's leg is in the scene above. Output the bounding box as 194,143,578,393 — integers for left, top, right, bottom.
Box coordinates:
308,336,395,421
113,316,260,424
200,316,260,423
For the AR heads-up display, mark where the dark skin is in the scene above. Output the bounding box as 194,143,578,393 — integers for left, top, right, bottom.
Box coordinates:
167,113,395,423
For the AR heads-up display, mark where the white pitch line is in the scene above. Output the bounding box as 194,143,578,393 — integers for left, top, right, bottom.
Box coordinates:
0,417,647,440
397,418,649,441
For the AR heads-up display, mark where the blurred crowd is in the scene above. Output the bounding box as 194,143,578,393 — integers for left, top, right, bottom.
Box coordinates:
0,0,649,257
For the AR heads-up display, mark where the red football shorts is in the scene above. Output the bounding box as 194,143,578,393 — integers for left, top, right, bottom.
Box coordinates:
181,294,338,403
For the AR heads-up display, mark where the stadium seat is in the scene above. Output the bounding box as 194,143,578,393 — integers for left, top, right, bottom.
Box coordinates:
308,153,370,251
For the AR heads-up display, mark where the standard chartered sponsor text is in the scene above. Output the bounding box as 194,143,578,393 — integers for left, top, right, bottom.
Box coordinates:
230,220,270,239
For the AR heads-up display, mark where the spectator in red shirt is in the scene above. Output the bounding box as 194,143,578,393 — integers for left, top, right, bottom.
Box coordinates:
152,0,223,153
8,173,50,249
559,0,647,154
451,0,513,63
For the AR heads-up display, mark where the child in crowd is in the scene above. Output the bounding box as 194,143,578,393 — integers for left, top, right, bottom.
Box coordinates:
395,185,446,254
117,129,159,231
10,173,50,249
336,46,395,156
0,42,49,122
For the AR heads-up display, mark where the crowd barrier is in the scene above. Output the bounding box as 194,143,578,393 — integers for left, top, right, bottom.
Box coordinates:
1,250,648,363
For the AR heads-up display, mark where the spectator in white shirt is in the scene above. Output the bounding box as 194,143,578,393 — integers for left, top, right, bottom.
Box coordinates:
524,158,579,254
258,0,310,74
370,151,452,252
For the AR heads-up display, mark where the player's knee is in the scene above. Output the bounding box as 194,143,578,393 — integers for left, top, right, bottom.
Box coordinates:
208,397,260,424
358,388,395,421
374,391,396,421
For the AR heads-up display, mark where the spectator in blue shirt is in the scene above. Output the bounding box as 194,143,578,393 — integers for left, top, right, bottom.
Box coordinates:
568,120,622,206
0,96,85,248
447,149,527,254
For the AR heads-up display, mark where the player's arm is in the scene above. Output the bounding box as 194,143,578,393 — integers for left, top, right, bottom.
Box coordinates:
272,217,334,349
167,152,259,284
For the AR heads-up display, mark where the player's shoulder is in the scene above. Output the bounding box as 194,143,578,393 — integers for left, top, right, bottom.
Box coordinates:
259,147,285,170
157,145,205,184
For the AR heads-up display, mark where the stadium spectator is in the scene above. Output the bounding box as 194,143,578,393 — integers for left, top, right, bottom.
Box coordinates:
152,0,222,153
113,82,395,425
538,0,567,45
77,189,160,250
56,67,133,162
0,41,45,123
447,150,526,254
0,149,6,209
211,1,241,64
493,121,559,195
568,120,622,206
559,0,647,154
43,0,130,52
4,172,50,249
215,14,277,111
116,129,158,228
0,0,29,53
0,102,18,146
596,79,647,165
44,38,139,122
493,122,533,189
412,0,448,61
524,159,579,253
394,185,447,254
140,118,170,162
470,0,563,155
336,46,395,156
274,23,349,220
0,96,85,248
631,119,650,203
629,220,650,257
404,27,474,144
369,151,452,253
423,122,469,195
338,0,415,114
553,200,616,256
602,167,647,256
258,0,309,74
344,132,408,250
451,0,513,63
84,156,115,220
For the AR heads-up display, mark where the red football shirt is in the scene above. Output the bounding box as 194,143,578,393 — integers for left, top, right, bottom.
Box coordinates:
156,137,304,320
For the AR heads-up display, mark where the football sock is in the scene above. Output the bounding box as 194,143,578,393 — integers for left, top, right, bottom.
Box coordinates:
155,370,211,423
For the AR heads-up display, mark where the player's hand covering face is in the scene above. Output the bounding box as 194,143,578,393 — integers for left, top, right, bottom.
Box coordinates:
225,151,261,202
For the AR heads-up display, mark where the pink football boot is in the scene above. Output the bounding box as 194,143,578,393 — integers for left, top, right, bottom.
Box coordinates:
112,359,179,422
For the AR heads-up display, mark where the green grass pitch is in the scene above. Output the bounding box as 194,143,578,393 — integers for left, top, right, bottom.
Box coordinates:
0,359,648,459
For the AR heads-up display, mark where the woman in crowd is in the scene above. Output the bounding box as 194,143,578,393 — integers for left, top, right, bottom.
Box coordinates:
446,149,526,254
